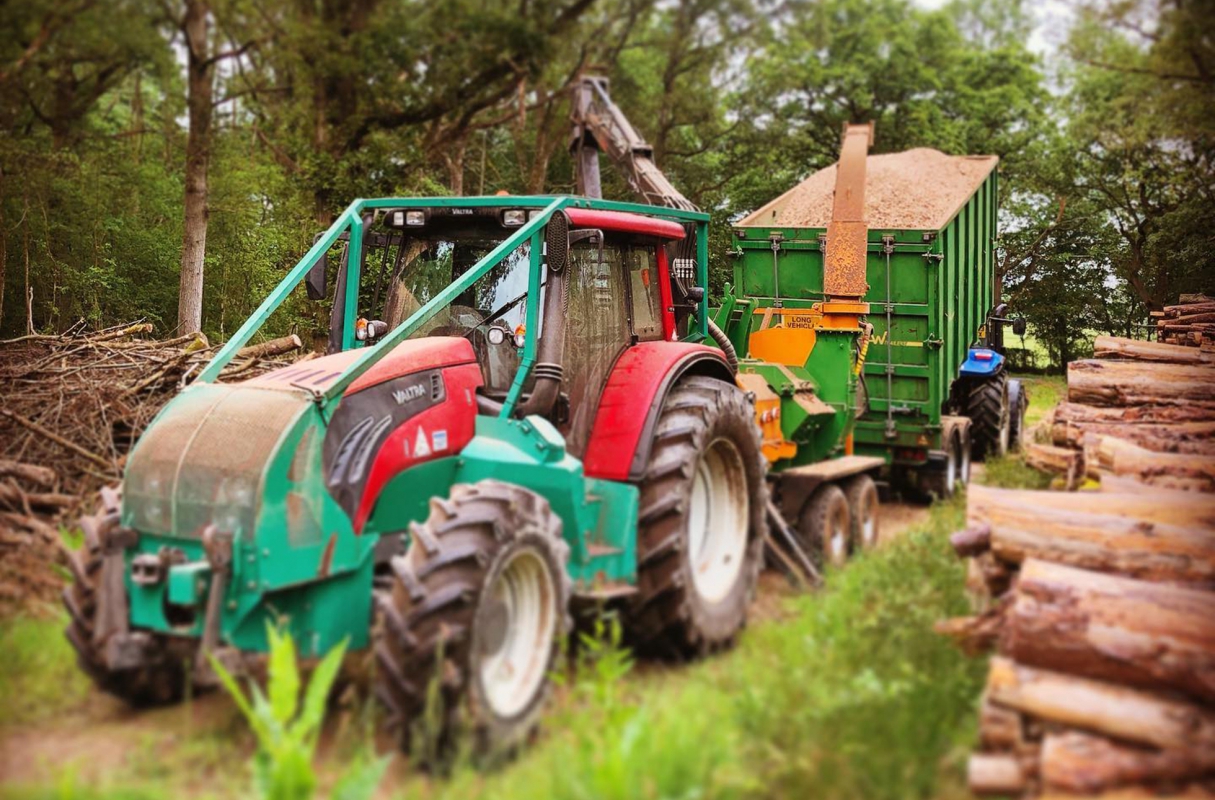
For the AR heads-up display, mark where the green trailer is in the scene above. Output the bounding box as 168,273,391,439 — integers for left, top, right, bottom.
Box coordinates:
716,143,1025,526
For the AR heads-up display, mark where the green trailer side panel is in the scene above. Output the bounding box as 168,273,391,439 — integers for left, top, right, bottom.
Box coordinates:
728,167,998,466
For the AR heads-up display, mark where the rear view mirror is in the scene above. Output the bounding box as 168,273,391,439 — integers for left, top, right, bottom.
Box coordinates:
487,327,506,346
305,256,326,300
1012,317,1027,337
545,211,570,273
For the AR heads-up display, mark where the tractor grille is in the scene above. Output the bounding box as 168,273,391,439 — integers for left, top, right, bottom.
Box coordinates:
123,384,310,539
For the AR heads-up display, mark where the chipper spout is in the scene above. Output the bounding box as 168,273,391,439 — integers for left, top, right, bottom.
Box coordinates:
824,122,874,301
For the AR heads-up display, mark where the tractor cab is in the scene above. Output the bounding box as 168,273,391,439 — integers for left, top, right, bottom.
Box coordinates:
312,203,691,457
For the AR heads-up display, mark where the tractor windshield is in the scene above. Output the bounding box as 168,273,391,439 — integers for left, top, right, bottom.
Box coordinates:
352,215,538,393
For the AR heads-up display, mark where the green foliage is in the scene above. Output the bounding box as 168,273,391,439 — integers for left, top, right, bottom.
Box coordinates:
410,499,982,800
211,626,386,800
0,612,91,729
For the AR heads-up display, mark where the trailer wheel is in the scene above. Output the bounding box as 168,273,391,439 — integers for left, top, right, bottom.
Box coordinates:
967,373,1010,460
800,484,852,568
63,494,188,706
843,475,880,551
630,375,766,657
374,481,570,762
1007,379,1028,452
925,430,963,500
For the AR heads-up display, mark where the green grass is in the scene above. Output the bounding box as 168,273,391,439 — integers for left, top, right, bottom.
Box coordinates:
1011,373,1067,429
0,612,91,729
403,496,982,800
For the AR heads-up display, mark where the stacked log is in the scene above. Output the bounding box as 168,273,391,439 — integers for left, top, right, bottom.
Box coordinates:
0,322,308,614
942,479,1215,797
1031,337,1215,493
1155,294,1215,348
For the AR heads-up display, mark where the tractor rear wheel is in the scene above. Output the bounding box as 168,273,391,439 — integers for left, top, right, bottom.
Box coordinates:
63,492,189,706
844,474,880,551
630,375,766,657
967,373,1010,460
800,484,851,568
374,481,570,762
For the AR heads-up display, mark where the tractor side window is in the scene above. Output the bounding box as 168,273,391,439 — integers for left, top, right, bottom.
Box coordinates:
628,247,663,341
562,241,630,457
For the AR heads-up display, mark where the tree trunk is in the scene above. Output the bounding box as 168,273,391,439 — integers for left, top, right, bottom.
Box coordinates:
1086,434,1215,491
966,485,1215,584
1094,335,1215,365
235,334,302,359
968,753,1029,796
986,656,1215,752
1002,560,1215,702
177,0,214,334
1054,402,1215,425
1024,442,1083,487
1052,420,1215,455
1041,730,1215,795
1067,360,1215,407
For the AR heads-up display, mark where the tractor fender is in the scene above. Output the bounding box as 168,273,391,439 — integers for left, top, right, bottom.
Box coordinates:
582,342,734,482
958,347,1005,378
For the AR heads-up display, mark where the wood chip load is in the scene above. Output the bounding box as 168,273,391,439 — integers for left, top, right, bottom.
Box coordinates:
0,323,307,615
1154,294,1215,348
939,330,1215,798
738,148,999,230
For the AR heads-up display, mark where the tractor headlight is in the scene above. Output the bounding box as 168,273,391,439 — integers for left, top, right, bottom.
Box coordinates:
405,210,426,226
502,209,526,227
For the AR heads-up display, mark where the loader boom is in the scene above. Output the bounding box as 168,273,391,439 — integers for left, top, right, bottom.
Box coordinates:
570,76,698,212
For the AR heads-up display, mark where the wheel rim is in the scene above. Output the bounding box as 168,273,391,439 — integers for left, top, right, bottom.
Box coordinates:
859,491,878,549
687,437,750,604
828,503,849,565
959,435,971,484
479,548,557,719
945,443,958,497
997,393,1011,456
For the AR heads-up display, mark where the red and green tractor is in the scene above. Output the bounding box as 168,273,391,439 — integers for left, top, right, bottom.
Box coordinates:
66,196,776,753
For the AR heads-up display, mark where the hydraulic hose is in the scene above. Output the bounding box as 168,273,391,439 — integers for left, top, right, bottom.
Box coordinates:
707,318,739,374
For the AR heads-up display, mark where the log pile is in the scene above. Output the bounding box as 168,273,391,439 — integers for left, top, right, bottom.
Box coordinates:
1154,294,1215,348
1030,335,1215,493
941,479,1215,797
941,329,1215,797
0,322,307,614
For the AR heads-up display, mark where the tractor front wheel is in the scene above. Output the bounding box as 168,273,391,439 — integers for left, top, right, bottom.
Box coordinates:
374,481,570,762
63,492,189,706
630,375,767,657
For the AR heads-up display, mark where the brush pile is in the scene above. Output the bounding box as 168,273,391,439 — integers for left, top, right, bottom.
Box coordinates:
939,331,1215,798
0,322,307,614
1154,293,1215,348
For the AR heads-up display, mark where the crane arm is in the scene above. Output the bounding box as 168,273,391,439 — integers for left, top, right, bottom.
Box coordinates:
569,76,699,212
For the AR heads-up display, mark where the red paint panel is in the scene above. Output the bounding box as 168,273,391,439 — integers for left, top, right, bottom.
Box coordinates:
582,342,723,481
656,247,676,341
566,208,686,240
352,362,481,531
249,337,477,394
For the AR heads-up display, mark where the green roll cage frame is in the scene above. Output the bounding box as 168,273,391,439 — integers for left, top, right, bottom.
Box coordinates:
195,195,711,412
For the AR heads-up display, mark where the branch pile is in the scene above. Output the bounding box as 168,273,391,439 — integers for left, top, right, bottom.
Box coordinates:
940,333,1215,798
0,322,307,615
1154,293,1215,348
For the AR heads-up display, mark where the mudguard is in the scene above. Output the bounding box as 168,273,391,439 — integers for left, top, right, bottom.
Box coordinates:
958,347,1004,378
582,342,734,482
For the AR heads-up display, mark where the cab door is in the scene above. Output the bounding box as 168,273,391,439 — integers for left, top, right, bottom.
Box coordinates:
560,236,664,458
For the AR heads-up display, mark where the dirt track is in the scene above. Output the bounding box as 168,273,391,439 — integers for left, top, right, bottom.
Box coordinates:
0,500,930,792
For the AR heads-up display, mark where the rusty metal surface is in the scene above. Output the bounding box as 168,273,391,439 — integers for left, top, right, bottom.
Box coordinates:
824,123,874,299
